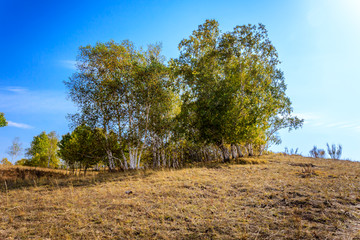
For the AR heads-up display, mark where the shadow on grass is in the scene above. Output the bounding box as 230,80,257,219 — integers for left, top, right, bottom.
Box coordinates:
0,167,154,192
1,157,268,192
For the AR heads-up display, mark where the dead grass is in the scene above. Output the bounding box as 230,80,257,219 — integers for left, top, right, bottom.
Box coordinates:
0,154,359,239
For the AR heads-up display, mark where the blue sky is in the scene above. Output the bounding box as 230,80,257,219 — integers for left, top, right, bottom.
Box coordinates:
1,0,359,162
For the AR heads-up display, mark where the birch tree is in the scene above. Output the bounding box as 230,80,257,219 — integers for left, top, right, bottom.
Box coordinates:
7,137,22,163
66,41,175,170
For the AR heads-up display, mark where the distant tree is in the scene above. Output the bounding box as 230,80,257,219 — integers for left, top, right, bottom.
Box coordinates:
47,131,59,168
26,131,60,168
0,112,7,127
326,143,342,160
15,158,27,166
7,137,23,163
1,157,12,166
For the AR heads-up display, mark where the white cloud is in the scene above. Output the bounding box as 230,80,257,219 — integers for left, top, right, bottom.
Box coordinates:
0,86,28,93
60,60,77,70
293,112,321,125
295,112,360,132
7,121,33,129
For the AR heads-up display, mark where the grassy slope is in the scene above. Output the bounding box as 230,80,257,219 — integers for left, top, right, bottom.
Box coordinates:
0,154,359,239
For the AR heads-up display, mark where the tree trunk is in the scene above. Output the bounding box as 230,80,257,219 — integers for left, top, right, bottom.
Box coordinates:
47,155,51,168
259,144,265,156
106,149,115,171
231,144,238,160
235,144,244,158
218,143,230,163
152,146,157,168
246,143,254,156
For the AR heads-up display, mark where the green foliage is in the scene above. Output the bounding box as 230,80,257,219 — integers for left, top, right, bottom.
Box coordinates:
64,19,303,167
0,112,7,127
171,19,302,159
65,40,179,169
15,159,27,166
58,125,111,172
26,131,60,168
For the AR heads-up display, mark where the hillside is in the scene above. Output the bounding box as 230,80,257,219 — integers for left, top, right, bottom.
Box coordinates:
0,154,359,239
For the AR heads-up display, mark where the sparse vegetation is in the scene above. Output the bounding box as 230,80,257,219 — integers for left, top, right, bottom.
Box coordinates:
309,146,326,158
0,154,359,239
284,147,300,156
327,143,343,160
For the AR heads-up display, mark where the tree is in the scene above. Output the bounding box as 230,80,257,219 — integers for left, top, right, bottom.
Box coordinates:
47,131,59,168
65,41,177,170
1,157,12,166
26,131,60,168
58,125,109,174
7,137,23,163
0,112,7,127
171,19,302,161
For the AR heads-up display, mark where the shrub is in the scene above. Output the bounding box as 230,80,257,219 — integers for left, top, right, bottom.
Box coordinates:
284,147,300,155
326,143,342,160
309,146,325,158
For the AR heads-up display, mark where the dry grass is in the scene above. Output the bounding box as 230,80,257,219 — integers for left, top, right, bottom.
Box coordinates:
1,154,360,239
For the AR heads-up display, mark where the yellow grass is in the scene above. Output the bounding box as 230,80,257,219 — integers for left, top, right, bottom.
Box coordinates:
0,154,359,239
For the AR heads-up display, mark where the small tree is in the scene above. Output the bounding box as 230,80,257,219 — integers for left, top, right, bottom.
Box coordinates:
26,131,60,168
58,125,107,175
7,137,23,163
0,112,7,127
1,157,12,166
326,143,342,160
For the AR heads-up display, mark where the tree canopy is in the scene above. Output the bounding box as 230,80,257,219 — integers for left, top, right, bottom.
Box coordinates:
58,125,110,174
170,20,302,161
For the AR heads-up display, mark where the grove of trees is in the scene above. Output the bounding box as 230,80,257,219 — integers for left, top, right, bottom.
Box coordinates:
58,20,303,171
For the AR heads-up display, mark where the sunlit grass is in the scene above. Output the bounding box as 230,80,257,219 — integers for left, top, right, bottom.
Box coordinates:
0,154,359,239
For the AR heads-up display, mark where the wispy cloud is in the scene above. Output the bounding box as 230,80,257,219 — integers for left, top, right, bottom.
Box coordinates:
60,60,77,70
7,121,33,129
0,87,76,115
296,112,360,132
0,86,28,93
